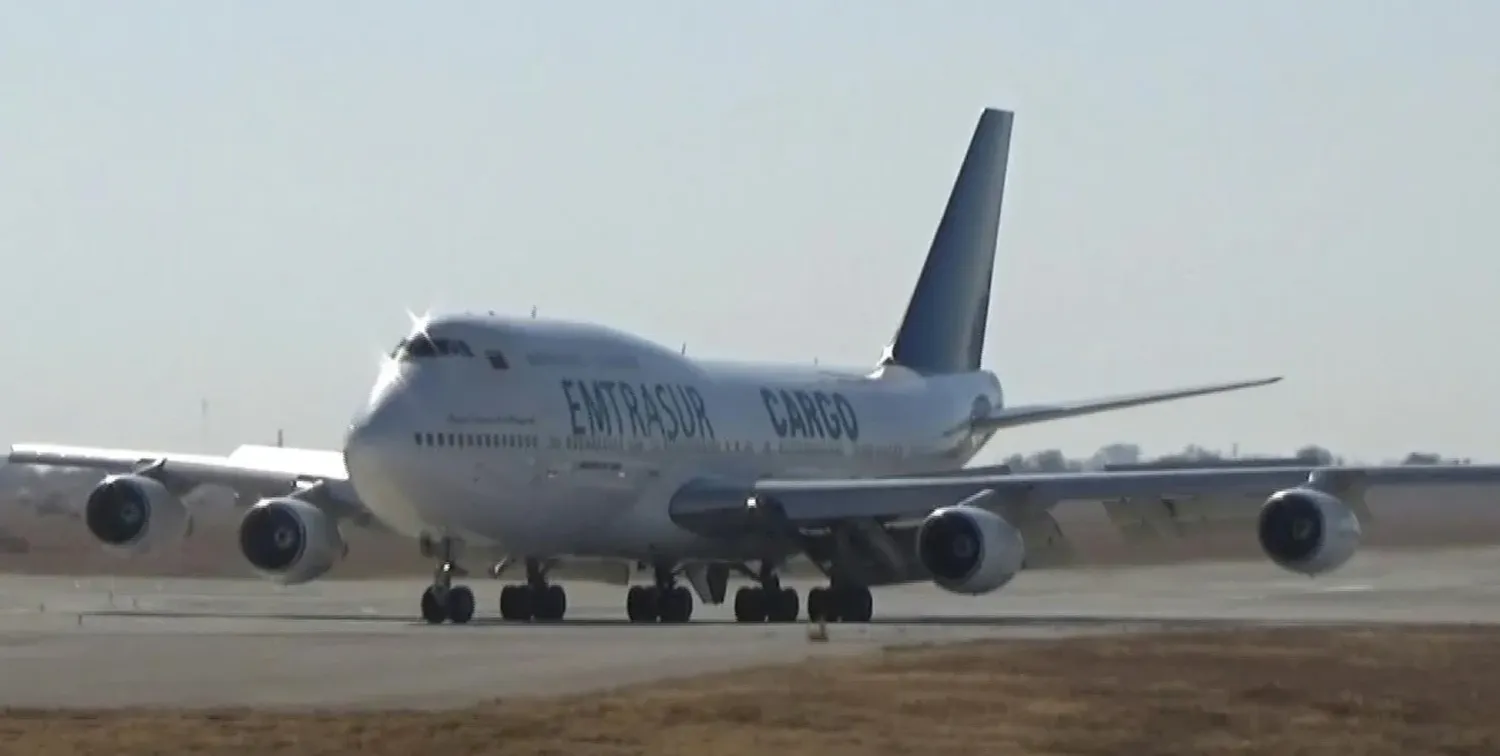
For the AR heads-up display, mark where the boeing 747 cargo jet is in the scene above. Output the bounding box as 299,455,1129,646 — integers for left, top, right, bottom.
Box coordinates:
12,108,1500,626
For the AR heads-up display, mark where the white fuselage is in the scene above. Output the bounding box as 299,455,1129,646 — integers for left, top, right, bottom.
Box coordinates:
341,313,1003,561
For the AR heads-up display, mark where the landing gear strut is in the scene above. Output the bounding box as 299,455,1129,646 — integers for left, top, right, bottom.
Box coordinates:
733,561,801,623
419,538,476,625
499,558,568,622
806,581,873,624
625,561,694,623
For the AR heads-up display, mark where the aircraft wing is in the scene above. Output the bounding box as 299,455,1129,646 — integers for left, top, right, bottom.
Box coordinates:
741,463,1500,526
5,443,363,518
974,376,1283,431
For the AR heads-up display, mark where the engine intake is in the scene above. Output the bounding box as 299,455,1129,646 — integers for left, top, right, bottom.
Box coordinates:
915,503,1026,595
1257,487,1362,576
83,474,191,554
238,498,347,585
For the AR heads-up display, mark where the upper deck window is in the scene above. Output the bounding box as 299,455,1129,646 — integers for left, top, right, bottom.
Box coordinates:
436,338,473,357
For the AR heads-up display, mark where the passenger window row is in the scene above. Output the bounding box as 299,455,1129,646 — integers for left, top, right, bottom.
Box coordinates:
415,431,539,449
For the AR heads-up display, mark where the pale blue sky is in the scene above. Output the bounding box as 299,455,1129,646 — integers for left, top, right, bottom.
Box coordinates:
2,2,1497,463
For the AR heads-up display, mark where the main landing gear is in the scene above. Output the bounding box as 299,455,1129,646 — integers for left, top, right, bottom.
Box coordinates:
625,561,694,623
498,558,567,622
806,583,874,624
728,563,874,624
420,539,477,625
732,562,800,623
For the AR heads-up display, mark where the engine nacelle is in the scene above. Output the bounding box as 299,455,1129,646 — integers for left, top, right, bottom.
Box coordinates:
237,497,347,585
1257,487,1362,576
83,474,191,555
915,504,1026,595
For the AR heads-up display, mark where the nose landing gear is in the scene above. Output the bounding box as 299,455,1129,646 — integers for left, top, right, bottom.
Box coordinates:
419,539,476,625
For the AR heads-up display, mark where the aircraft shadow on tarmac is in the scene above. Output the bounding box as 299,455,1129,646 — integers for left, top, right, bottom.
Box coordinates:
78,609,1263,630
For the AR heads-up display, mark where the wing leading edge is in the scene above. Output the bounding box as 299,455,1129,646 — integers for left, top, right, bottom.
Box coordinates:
748,463,1500,525
6,442,359,516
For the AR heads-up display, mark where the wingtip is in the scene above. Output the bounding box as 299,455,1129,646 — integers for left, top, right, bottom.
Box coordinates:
1241,376,1284,389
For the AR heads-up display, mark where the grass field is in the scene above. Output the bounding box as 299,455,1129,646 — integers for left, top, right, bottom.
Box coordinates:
1,625,1494,755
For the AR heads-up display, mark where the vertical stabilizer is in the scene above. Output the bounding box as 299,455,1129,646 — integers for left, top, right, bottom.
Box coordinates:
886,108,1013,374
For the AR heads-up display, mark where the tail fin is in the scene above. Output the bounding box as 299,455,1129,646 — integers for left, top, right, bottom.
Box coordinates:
885,108,1014,375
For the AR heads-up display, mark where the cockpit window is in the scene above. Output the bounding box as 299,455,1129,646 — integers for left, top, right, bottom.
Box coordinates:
439,339,474,357
407,335,440,358
391,335,473,361
485,349,509,370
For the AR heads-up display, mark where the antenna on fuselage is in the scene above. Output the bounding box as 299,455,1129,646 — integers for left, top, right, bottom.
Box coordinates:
276,429,284,448
681,342,687,355
530,306,537,319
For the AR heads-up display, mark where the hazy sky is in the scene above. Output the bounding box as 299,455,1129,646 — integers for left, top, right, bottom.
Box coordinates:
2,2,1497,463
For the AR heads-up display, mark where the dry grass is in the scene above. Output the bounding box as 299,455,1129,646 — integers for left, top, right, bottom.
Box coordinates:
3,625,1499,755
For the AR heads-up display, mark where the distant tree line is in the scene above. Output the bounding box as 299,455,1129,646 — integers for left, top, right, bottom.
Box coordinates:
998,444,1474,473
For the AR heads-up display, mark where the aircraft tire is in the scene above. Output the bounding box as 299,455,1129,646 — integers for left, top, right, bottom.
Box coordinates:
533,584,567,621
500,585,535,621
660,586,694,623
769,587,800,622
445,585,476,624
733,586,765,622
421,586,447,624
626,585,657,623
838,586,873,623
807,586,872,623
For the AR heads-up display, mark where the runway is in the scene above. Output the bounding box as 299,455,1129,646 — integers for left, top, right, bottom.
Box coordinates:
2,546,1499,710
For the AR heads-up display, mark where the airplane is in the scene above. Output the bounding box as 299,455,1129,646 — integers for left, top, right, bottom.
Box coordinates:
11,107,1500,627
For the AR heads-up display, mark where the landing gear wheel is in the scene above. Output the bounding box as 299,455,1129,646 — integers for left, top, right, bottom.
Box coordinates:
497,557,567,622
628,559,695,624
840,586,873,623
733,586,800,622
660,586,694,623
420,584,476,624
445,585,476,624
626,585,693,623
420,538,474,625
626,585,657,623
499,585,533,621
534,584,567,622
770,587,799,622
807,585,873,623
733,586,764,622
421,586,447,624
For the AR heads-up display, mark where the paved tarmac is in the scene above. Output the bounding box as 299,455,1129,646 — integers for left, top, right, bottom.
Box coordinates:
2,546,1499,710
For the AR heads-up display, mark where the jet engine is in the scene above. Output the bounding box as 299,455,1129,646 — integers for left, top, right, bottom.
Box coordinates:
237,497,347,585
83,474,191,555
1257,487,1362,576
915,504,1026,595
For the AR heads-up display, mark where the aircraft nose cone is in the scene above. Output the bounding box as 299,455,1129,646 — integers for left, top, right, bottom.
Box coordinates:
343,385,414,501
342,381,437,536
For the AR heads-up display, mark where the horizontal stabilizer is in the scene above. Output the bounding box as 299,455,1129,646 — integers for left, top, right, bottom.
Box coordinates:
974,376,1282,432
